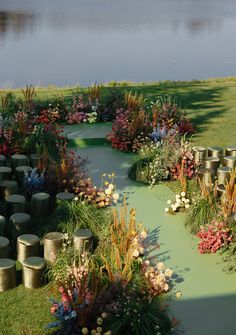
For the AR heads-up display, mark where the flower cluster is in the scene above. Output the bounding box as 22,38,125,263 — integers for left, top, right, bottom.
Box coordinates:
87,111,98,124
141,260,173,296
171,140,196,180
197,220,232,254
36,107,60,124
165,192,191,214
24,168,45,195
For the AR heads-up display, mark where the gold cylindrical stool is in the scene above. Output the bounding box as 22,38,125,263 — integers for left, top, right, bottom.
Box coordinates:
30,154,42,168
11,154,29,170
31,192,51,218
17,234,40,263
10,213,31,239
15,166,32,188
44,232,64,264
223,156,236,169
197,168,215,187
0,259,16,292
56,192,75,202
0,215,6,236
0,155,6,167
0,166,12,181
225,146,236,157
204,157,220,174
0,180,18,201
22,256,47,289
217,184,226,197
192,146,207,165
0,237,9,258
73,229,93,253
6,194,26,216
208,146,224,160
217,166,231,185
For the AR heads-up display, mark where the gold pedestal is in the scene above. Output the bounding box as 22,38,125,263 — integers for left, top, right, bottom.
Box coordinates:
31,192,51,218
208,146,224,160
217,166,231,185
0,259,16,292
44,232,64,264
22,256,46,289
198,168,215,187
0,167,12,181
192,146,207,165
225,146,236,157
223,156,236,169
17,234,40,263
0,237,9,258
15,166,32,188
10,213,31,239
217,184,226,197
11,154,29,170
0,180,18,201
0,155,6,167
204,157,220,174
73,229,93,253
7,194,26,216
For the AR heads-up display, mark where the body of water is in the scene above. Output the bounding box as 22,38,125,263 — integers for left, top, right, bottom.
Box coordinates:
0,0,236,87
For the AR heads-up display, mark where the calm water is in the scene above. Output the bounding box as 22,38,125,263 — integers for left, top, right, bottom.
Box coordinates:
0,0,236,88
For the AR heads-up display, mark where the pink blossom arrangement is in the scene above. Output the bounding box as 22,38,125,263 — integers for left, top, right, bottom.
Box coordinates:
197,220,232,254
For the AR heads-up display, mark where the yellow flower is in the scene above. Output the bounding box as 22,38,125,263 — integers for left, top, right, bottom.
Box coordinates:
105,188,112,195
108,183,114,190
97,326,103,333
97,317,103,325
101,312,107,319
165,269,173,278
81,328,89,334
176,291,182,299
113,193,119,200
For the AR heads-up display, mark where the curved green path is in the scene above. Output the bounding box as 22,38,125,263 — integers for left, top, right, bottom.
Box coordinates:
69,124,236,335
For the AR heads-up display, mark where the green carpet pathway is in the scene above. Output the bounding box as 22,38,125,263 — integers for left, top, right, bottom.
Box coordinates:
69,124,236,335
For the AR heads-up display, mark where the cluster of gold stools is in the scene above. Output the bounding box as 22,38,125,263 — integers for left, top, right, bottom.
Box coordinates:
192,145,236,194
0,153,93,292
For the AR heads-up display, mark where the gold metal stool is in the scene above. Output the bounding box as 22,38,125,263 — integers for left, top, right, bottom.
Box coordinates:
44,232,64,264
0,180,18,201
15,166,32,188
217,166,231,185
11,154,29,170
10,213,31,239
6,194,26,216
223,156,236,169
0,166,12,181
208,146,224,160
204,157,220,174
192,146,207,165
22,256,47,289
0,237,9,258
73,229,93,253
17,234,40,263
0,259,16,292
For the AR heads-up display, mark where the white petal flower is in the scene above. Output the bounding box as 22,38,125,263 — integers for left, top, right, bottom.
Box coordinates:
181,191,186,197
167,200,172,205
165,208,169,213
105,188,112,195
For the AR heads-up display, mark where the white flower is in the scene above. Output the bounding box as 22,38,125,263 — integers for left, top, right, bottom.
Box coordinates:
133,249,140,258
105,188,111,195
144,260,150,266
165,208,169,213
175,194,180,199
164,268,173,277
185,204,190,209
181,191,186,197
139,246,144,254
185,199,190,203
157,262,165,271
167,200,172,205
108,183,114,190
113,193,119,200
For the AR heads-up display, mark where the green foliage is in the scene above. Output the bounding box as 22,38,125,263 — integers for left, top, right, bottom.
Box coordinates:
0,92,19,118
185,197,218,234
104,291,174,335
56,199,111,241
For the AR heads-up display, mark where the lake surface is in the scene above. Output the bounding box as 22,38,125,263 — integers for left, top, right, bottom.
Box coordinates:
0,0,236,88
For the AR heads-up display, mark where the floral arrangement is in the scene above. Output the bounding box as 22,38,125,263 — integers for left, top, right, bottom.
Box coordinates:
197,220,232,254
165,192,191,214
47,201,176,335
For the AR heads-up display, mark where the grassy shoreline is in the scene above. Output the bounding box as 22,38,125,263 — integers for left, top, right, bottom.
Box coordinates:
1,77,236,146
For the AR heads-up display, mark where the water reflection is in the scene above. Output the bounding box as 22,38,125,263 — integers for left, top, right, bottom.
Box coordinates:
0,11,35,40
0,0,235,87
